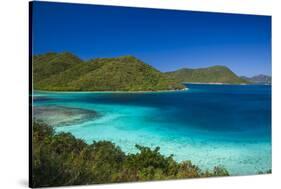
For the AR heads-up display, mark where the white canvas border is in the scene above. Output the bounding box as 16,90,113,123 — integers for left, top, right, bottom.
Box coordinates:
0,0,279,189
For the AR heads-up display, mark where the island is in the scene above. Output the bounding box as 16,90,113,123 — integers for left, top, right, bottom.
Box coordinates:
33,52,185,91
165,66,248,84
33,52,253,92
240,74,272,85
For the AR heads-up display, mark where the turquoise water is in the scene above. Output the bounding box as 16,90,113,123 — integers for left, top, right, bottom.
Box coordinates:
33,84,272,175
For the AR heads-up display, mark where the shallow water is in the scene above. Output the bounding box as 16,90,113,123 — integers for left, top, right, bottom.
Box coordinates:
32,84,272,175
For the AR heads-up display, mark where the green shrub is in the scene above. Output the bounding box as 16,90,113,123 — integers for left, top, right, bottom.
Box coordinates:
31,121,229,187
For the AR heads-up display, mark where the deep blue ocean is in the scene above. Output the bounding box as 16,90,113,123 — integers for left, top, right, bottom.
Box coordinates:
33,84,272,175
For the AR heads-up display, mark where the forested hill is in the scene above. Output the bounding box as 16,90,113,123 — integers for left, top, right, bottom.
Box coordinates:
33,52,249,91
33,52,185,91
165,66,248,84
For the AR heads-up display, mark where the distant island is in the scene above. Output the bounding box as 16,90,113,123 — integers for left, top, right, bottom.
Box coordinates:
240,74,272,85
165,66,248,84
33,52,269,91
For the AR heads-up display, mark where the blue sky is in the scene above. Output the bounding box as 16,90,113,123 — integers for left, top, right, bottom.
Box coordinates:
32,2,271,76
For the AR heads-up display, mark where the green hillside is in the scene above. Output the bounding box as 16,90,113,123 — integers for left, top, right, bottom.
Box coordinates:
33,52,84,84
165,66,248,84
33,52,185,91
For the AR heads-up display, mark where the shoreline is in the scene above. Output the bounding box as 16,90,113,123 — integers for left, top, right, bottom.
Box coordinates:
33,87,189,94
183,82,271,86
182,82,248,85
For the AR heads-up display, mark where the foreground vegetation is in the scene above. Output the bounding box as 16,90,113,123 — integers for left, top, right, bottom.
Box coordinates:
32,121,229,187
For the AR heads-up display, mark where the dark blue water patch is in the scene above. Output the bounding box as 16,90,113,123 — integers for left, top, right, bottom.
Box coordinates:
148,85,271,140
